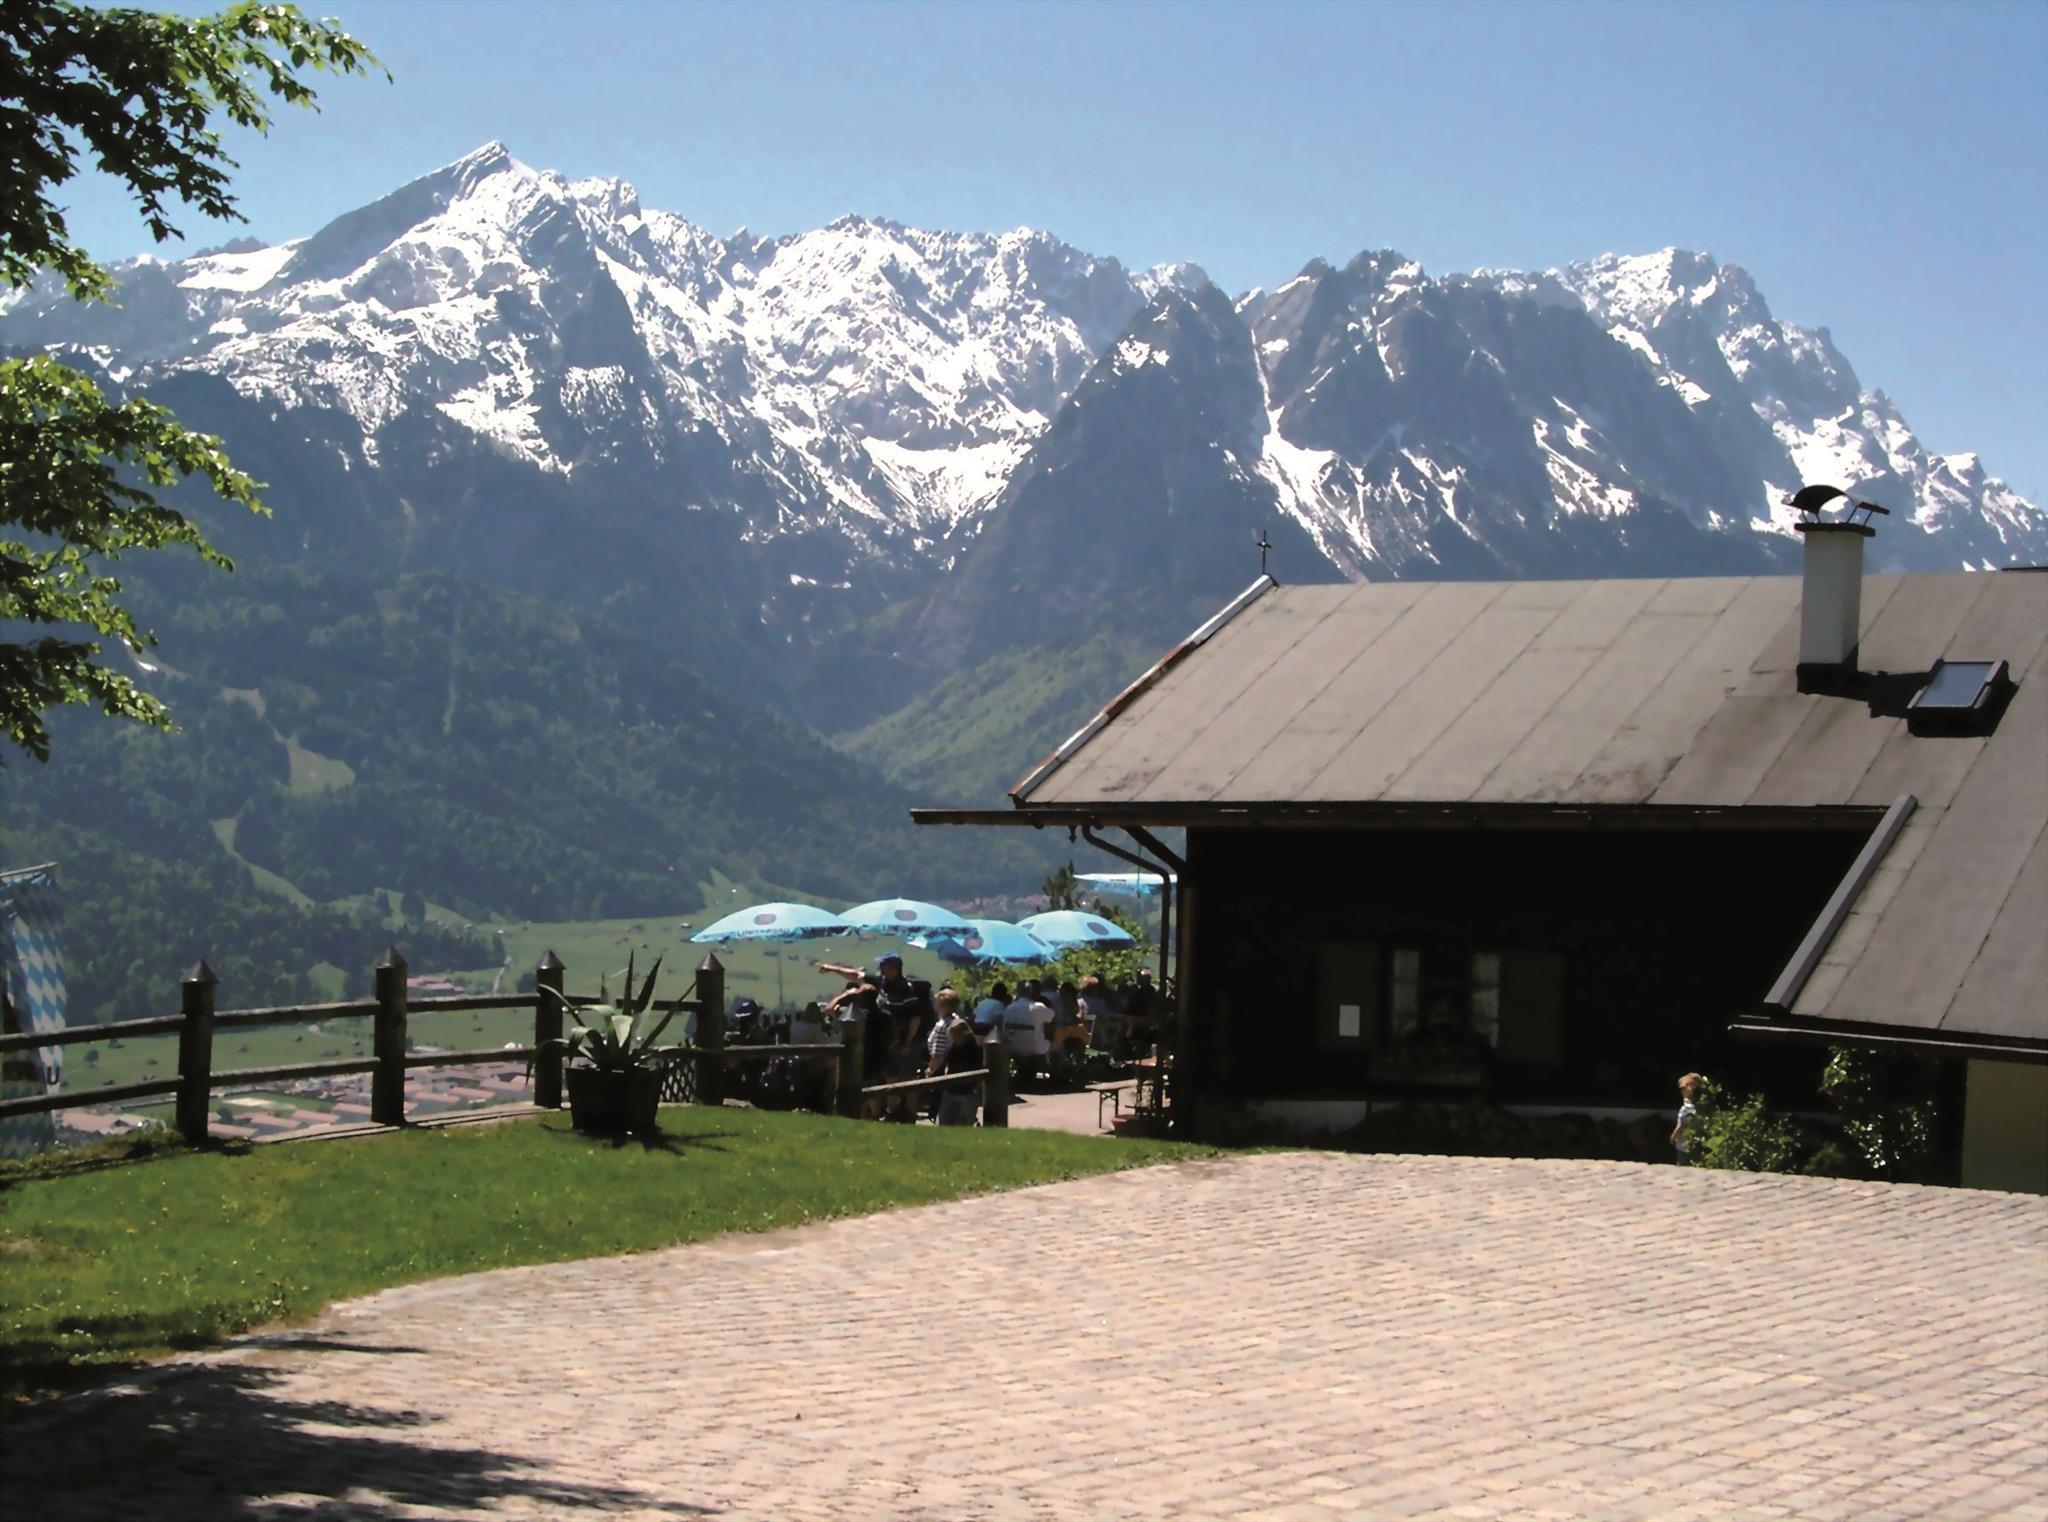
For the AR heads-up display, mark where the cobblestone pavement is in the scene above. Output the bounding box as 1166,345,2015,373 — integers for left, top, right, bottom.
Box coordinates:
9,1153,2046,1521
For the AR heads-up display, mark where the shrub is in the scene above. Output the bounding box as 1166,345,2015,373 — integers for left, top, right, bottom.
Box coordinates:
1692,1079,1805,1174
1820,1046,1938,1180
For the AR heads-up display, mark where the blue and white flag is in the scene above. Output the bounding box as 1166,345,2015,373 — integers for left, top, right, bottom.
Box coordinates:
1,863,66,1156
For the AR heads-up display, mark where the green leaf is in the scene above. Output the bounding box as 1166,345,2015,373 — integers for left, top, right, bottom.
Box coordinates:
1,1,385,763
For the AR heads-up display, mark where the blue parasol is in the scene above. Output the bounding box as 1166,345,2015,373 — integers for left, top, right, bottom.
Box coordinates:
921,918,1057,966
839,898,973,936
690,902,850,942
1075,871,1172,897
1017,910,1136,950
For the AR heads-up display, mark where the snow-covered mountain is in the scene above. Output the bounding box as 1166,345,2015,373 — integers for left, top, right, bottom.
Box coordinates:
5,143,1195,549
1485,250,2039,567
5,143,2040,716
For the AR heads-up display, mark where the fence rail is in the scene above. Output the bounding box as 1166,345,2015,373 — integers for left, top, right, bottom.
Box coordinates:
0,1076,182,1118
212,998,381,1031
0,949,1009,1132
402,1046,535,1070
211,1058,382,1087
0,1014,185,1053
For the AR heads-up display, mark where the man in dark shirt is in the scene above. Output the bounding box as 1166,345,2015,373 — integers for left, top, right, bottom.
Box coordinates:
819,952,932,1119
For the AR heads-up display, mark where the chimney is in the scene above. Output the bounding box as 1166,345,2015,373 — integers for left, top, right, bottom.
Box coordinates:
1788,486,1886,693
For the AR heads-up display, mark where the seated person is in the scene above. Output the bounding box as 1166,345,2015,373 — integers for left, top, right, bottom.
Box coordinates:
934,1017,983,1126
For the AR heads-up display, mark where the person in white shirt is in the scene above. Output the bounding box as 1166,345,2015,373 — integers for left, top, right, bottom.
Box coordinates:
1003,980,1053,1065
971,982,1010,1037
1670,1072,1702,1165
927,988,963,1072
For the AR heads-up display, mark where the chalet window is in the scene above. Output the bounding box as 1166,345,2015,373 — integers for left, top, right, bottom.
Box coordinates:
1315,941,1382,1051
1470,951,1502,1047
1389,948,1421,1040
1497,951,1566,1068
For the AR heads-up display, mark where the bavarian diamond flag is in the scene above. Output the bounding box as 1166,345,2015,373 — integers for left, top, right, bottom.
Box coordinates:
1,863,66,1157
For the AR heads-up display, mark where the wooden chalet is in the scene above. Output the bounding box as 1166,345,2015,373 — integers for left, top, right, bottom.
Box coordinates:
919,524,2046,1191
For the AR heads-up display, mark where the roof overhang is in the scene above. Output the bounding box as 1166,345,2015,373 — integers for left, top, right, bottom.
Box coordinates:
913,802,1883,832
1730,1008,2048,1064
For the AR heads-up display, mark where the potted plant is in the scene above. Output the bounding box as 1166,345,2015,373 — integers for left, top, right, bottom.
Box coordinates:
541,954,686,1133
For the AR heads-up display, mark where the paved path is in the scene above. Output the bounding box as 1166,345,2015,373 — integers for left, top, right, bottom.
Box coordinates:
8,1153,2045,1521
1004,1087,1111,1135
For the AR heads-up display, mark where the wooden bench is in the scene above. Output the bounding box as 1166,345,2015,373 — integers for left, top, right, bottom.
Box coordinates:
1089,1078,1139,1129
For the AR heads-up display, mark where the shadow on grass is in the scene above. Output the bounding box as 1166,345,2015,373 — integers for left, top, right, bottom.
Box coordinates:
3,1357,716,1519
541,1124,735,1154
0,1132,255,1194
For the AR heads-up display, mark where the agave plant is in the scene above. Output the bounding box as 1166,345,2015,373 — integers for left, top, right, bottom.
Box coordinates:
542,953,689,1072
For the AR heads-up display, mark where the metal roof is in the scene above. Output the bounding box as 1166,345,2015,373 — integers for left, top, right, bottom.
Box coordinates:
1005,572,2047,1050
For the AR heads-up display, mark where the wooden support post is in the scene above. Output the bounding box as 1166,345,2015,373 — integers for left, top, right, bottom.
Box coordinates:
836,1014,865,1118
982,1021,1009,1129
696,953,725,1107
174,960,217,1142
372,946,408,1126
1171,867,1199,1137
534,950,564,1109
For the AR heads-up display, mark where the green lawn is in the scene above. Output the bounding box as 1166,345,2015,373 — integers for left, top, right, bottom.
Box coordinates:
0,1109,1211,1396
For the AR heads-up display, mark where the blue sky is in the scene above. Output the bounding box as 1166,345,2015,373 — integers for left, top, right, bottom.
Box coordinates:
61,0,2048,501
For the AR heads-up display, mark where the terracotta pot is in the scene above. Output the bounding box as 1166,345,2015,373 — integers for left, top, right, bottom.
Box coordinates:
566,1066,662,1133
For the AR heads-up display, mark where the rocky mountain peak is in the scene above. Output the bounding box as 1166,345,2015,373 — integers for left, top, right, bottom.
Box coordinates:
2,145,2038,701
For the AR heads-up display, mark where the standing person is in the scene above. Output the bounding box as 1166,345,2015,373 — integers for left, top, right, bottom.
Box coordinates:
1077,974,1121,1055
935,1016,984,1125
1671,1072,1703,1165
1004,979,1053,1082
817,970,885,1118
820,951,929,1118
925,987,963,1120
1076,975,1110,1024
873,954,933,1121
971,981,1010,1038
928,987,963,1073
1124,967,1158,1050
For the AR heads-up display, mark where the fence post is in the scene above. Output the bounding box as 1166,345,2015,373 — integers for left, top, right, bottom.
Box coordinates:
983,1022,1009,1129
175,960,217,1142
696,954,725,1107
835,1013,865,1118
372,946,408,1126
534,950,564,1109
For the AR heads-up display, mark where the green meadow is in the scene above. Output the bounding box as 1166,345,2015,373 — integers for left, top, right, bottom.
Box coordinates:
0,1110,1212,1396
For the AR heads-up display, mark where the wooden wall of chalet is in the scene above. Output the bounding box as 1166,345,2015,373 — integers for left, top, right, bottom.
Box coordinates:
1183,823,1867,1107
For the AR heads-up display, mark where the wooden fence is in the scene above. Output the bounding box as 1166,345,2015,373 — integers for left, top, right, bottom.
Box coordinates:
0,949,1008,1138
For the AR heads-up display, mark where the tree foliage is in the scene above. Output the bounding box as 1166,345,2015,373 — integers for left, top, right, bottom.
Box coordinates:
1691,1078,1806,1175
1,0,380,761
0,559,1056,1018
1820,1045,1938,1178
1692,1054,1943,1180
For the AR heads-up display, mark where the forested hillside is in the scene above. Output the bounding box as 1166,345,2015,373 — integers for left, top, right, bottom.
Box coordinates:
4,562,1049,1022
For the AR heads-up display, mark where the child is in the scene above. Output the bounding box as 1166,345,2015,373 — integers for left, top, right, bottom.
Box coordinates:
1671,1072,1702,1165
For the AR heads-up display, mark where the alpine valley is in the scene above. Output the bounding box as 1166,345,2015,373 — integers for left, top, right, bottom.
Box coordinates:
5,143,2042,1011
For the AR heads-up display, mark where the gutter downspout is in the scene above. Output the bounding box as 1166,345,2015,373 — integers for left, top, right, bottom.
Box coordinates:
1127,827,1188,998
1081,825,1179,990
